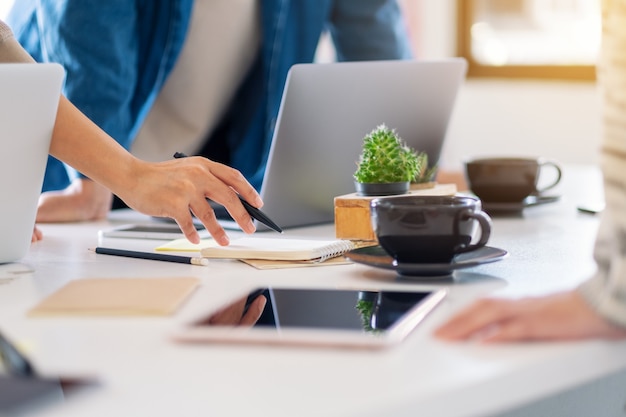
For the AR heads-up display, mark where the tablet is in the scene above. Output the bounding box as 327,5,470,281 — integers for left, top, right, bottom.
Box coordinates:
99,224,209,240
174,287,446,349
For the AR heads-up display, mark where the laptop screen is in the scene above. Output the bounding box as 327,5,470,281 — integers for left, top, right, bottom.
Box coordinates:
252,59,467,230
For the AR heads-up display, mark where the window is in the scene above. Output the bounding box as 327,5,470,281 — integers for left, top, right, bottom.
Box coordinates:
457,0,601,80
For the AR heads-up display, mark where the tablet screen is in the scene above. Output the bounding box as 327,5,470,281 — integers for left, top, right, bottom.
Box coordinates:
179,287,446,349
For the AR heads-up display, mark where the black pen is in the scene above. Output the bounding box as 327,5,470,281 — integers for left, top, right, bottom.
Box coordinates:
173,152,283,233
92,247,209,266
0,330,36,377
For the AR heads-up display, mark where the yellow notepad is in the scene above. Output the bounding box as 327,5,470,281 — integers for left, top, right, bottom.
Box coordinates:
28,277,200,317
200,237,355,262
155,238,218,252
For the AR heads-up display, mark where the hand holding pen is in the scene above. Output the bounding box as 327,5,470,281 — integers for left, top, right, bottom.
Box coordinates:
173,152,282,234
143,153,265,246
108,151,262,246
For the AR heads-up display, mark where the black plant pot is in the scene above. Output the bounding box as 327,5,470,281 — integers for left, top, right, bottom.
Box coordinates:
354,181,410,197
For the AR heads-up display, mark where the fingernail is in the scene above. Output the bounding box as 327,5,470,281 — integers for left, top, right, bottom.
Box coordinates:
189,232,200,245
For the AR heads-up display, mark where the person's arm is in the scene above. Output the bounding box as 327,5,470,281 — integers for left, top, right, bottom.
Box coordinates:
434,291,626,342
434,199,626,342
328,0,413,61
49,95,259,245
4,3,124,223
0,19,260,245
435,0,626,343
576,2,626,331
1,18,115,225
6,1,187,223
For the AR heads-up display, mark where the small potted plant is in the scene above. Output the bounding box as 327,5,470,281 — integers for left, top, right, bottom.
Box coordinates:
353,124,434,196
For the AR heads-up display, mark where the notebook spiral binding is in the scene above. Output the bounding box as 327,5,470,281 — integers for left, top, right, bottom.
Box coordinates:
316,240,355,263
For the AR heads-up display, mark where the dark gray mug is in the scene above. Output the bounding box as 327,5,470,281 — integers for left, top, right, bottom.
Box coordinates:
370,195,492,264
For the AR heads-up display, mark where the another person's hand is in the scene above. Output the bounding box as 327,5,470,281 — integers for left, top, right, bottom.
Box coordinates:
31,225,43,242
116,156,262,246
37,178,113,223
435,290,626,343
204,294,267,326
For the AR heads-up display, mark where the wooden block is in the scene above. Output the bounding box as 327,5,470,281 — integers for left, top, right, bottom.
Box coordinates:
334,183,458,241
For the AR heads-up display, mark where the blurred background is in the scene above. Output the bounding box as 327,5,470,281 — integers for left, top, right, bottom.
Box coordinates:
0,0,602,173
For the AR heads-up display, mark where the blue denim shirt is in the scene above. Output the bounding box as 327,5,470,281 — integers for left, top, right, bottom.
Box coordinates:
8,0,412,191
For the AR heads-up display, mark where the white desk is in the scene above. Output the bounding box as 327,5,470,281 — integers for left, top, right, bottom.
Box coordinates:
1,165,625,417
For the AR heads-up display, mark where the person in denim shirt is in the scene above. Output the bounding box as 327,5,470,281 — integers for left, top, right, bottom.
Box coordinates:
7,0,412,223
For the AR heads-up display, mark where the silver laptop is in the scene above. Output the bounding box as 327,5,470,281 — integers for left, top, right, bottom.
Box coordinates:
245,58,467,230
0,63,64,263
209,59,466,230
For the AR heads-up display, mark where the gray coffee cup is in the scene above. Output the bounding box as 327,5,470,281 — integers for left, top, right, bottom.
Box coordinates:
465,157,562,203
370,195,492,264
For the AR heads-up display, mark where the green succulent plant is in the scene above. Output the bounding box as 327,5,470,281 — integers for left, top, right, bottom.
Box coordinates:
353,124,435,184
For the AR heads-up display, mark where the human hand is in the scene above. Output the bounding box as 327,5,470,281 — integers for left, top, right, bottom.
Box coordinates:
31,225,43,242
37,178,113,223
117,157,262,245
200,294,267,326
434,290,626,343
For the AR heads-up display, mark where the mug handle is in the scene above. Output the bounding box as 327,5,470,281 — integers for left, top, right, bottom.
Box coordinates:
454,209,492,254
535,159,562,194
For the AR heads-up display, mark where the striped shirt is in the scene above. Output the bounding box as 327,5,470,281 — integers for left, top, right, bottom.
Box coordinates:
579,0,626,328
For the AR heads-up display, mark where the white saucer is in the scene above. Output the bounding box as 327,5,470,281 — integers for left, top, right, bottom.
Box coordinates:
345,245,508,278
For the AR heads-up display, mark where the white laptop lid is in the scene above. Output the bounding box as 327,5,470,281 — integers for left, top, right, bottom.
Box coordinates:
255,58,467,230
0,63,64,263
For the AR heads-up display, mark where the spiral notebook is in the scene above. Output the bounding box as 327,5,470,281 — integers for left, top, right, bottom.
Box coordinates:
200,237,355,262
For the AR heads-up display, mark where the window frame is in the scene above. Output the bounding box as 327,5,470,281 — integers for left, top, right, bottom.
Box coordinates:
456,0,596,81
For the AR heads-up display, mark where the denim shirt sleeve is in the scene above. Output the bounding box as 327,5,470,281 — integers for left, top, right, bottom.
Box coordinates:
327,0,413,61
7,0,190,189
12,1,140,149
7,0,139,187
